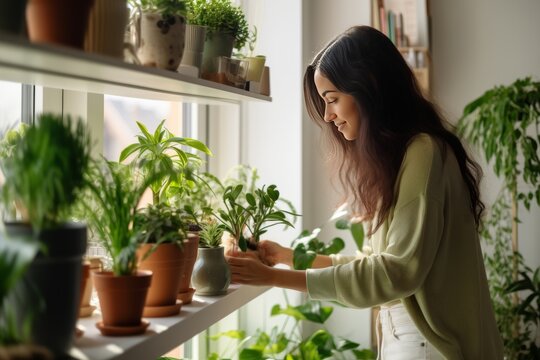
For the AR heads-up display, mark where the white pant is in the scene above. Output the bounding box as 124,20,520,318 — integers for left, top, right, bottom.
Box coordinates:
378,303,445,360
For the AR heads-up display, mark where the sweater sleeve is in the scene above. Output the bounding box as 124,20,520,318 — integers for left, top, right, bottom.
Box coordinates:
306,135,445,308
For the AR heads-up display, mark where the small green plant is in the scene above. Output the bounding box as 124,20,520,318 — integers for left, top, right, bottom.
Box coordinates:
119,119,211,205
199,221,224,248
0,113,91,232
83,160,162,276
214,184,251,251
186,0,249,50
244,185,297,249
133,203,188,260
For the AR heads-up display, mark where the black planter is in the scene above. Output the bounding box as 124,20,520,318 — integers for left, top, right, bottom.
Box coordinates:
0,0,27,35
5,222,87,357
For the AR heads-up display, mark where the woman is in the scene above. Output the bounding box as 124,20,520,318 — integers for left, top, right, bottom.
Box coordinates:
227,26,503,359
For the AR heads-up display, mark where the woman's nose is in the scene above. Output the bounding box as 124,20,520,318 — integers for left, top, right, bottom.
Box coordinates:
323,107,336,122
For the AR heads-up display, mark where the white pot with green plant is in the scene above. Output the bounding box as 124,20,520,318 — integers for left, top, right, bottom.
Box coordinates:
186,0,249,76
191,221,230,295
458,77,540,359
0,114,91,356
238,26,266,84
82,160,161,336
129,0,188,70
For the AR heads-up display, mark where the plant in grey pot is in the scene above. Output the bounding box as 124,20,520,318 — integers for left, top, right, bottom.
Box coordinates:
129,0,189,70
186,0,249,76
0,113,91,356
458,77,540,359
191,220,231,296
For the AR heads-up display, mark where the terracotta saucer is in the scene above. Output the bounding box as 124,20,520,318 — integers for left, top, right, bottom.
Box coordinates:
95,320,150,336
177,287,195,304
143,300,183,317
79,305,96,318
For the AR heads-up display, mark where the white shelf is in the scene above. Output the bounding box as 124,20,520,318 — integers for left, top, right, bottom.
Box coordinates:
70,285,269,360
0,33,272,104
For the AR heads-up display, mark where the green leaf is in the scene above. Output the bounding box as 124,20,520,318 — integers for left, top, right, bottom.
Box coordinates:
350,222,365,250
209,330,246,340
239,349,264,360
119,143,143,162
293,244,316,270
323,237,345,255
335,219,349,230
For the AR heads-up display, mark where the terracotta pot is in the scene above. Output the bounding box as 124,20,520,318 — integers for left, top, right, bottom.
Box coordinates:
137,243,184,306
93,270,152,327
179,232,199,292
80,262,90,306
191,246,231,296
84,0,128,58
26,0,95,49
200,31,234,75
79,257,102,317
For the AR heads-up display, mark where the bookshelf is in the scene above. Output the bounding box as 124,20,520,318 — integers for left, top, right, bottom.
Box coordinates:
371,0,431,95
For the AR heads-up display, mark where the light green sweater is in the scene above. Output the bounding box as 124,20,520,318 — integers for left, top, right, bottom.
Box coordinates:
306,134,504,359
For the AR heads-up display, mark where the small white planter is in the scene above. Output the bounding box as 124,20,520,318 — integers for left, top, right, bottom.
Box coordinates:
180,24,206,70
136,12,186,70
191,246,231,296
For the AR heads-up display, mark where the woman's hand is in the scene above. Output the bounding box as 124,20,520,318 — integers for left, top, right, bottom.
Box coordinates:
227,252,275,286
258,240,292,266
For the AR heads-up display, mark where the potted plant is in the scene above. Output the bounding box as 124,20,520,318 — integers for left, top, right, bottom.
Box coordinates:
236,26,266,84
120,119,212,305
191,220,231,295
128,0,188,70
186,0,249,76
25,0,95,49
0,234,52,359
83,160,160,336
133,203,188,317
458,77,540,359
0,113,90,356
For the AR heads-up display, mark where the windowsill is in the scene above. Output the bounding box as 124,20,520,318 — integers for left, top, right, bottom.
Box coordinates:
70,284,270,360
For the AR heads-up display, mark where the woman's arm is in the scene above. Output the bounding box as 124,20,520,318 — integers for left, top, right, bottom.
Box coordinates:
227,255,308,292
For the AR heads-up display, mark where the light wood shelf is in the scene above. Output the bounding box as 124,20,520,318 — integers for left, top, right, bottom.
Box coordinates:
0,33,272,105
70,285,270,360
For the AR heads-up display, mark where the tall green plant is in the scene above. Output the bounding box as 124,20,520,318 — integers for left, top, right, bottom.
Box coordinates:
119,119,211,205
458,77,540,359
0,114,91,232
83,161,162,276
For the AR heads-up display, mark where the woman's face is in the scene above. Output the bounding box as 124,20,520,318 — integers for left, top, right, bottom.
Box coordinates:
314,69,360,141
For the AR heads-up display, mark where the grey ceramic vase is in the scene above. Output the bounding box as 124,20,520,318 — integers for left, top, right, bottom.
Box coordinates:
191,246,231,296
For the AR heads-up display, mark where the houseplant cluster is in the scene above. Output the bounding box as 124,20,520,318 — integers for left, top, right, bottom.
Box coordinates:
0,114,296,357
0,0,269,94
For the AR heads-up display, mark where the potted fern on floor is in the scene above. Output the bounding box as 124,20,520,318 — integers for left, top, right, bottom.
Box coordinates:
0,114,91,356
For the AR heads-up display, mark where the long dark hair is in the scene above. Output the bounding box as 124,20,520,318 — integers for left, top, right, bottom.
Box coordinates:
303,26,484,234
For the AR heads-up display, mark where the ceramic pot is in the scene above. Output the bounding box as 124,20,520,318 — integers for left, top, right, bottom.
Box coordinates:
135,12,186,70
245,55,266,82
180,24,207,70
5,222,87,356
93,270,152,327
191,246,231,296
26,0,95,49
84,0,128,58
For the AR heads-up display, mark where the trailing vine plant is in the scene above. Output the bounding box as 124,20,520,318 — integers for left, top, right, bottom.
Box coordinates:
458,77,540,359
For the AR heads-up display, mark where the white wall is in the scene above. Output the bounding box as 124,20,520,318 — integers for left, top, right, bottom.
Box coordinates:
302,0,373,349
430,0,540,270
